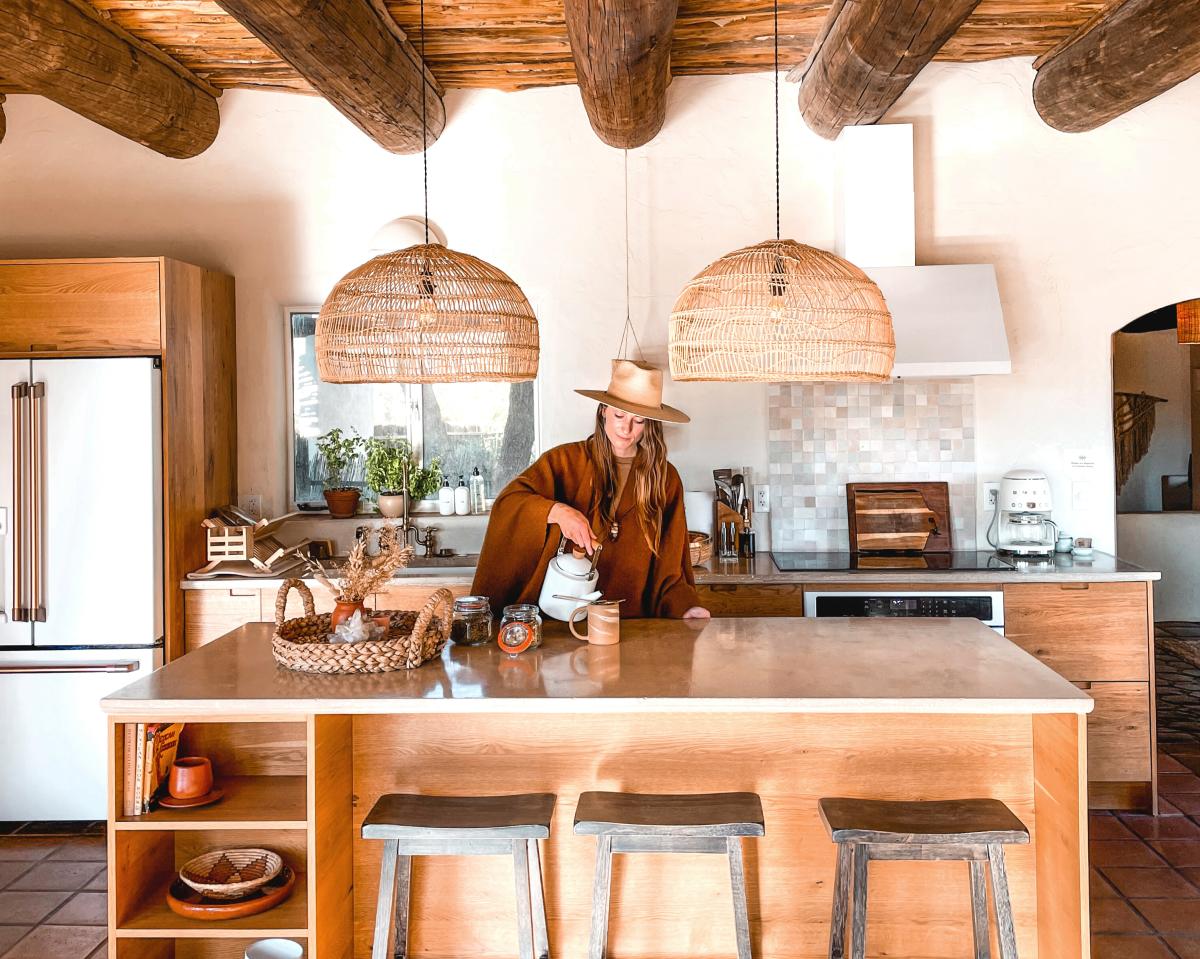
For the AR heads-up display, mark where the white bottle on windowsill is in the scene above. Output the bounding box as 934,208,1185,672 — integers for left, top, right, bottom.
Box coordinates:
469,467,487,514
438,476,454,516
454,475,470,515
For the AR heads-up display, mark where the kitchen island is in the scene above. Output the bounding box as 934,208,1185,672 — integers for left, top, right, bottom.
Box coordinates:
103,617,1091,959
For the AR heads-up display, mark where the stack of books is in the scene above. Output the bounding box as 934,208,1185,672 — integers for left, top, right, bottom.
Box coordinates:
122,722,184,816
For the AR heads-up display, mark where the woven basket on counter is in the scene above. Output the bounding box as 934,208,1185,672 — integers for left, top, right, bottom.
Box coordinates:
688,531,712,567
271,579,452,674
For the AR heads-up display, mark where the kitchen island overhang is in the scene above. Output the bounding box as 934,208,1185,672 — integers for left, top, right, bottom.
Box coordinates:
102,618,1092,959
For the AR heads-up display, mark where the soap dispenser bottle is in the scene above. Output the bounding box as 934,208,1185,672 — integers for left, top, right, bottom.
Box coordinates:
438,475,454,516
469,467,486,513
454,474,470,515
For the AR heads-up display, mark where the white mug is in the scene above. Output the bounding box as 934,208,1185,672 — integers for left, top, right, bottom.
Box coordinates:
246,941,304,959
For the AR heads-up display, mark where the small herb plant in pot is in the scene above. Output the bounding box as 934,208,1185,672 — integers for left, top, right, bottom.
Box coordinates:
317,427,365,517
365,438,442,518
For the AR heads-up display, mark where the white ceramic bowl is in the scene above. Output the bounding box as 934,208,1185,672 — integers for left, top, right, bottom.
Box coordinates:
246,939,305,959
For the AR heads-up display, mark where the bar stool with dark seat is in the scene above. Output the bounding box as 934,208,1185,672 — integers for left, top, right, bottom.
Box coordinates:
362,792,556,959
818,797,1030,959
574,790,765,959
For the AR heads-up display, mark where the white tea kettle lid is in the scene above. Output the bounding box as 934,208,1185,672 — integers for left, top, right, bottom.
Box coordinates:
551,539,602,578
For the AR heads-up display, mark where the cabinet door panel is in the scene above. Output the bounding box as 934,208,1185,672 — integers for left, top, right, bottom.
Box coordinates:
372,582,473,614
696,584,804,617
1003,583,1148,681
184,589,261,652
1078,681,1152,782
0,262,161,353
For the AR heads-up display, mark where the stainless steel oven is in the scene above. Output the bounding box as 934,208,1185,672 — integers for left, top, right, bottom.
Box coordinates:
802,590,1005,633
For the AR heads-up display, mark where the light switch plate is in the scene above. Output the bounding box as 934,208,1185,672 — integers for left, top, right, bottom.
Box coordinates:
240,494,263,521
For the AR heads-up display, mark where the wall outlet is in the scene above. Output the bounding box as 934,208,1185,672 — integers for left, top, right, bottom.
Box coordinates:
984,483,1000,510
240,494,263,521
754,484,770,512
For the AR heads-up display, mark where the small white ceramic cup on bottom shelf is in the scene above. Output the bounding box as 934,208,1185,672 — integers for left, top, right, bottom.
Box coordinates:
246,940,304,959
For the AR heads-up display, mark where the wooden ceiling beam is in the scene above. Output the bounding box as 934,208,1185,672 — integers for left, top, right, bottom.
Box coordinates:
562,0,679,148
1032,0,1200,133
789,0,982,140
0,0,219,158
214,0,445,154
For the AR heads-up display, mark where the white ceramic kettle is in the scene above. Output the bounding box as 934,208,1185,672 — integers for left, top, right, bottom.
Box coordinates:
538,538,603,621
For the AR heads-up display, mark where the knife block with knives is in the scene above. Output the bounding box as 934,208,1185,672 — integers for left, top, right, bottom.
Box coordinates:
713,468,754,559
846,482,952,553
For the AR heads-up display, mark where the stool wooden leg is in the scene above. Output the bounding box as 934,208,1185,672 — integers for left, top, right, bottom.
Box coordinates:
969,860,991,959
528,838,550,959
828,844,852,959
850,845,869,959
513,839,535,959
987,844,1018,959
371,840,408,959
588,835,614,959
727,837,753,959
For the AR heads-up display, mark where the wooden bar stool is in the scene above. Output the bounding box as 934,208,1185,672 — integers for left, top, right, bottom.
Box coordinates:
818,797,1030,959
362,792,556,959
574,790,765,959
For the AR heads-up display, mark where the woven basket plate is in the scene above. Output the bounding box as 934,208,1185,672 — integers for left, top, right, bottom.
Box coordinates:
180,848,283,901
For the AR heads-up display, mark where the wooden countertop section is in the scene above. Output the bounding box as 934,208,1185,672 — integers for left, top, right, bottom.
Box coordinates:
102,618,1092,717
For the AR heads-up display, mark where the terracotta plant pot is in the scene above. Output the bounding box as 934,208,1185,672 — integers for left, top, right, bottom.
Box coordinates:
323,487,360,518
330,599,367,631
377,492,407,518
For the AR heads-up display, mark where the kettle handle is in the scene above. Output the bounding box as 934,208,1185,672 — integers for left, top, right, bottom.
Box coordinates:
554,532,604,572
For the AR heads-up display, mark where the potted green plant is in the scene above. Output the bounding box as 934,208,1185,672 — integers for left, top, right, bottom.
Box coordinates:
316,427,364,517
365,438,442,517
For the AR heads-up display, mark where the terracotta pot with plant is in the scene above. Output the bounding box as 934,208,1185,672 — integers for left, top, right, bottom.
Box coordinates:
300,525,415,629
365,438,442,518
317,427,364,517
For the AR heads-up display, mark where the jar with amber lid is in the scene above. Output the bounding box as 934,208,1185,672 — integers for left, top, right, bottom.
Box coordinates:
497,604,542,654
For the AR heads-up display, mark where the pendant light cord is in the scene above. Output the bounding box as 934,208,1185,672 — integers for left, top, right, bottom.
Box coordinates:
420,0,429,245
774,0,780,241
618,149,644,362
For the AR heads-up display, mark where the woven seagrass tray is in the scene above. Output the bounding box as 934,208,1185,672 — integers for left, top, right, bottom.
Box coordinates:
271,579,452,674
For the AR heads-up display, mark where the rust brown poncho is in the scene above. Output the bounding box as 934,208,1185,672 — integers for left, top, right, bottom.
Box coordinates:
472,441,700,618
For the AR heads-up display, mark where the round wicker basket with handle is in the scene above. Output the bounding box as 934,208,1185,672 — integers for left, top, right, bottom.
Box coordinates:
271,580,452,674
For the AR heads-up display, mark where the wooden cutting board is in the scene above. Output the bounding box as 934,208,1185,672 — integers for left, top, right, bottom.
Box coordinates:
847,482,953,553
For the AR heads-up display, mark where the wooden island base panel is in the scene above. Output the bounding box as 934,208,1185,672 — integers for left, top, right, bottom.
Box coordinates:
102,618,1092,959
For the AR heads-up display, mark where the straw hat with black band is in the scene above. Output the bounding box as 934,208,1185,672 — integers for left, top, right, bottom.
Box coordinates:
576,359,690,424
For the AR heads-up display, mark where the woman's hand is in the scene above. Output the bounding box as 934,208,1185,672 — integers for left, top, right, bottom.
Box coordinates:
548,502,600,554
682,606,711,620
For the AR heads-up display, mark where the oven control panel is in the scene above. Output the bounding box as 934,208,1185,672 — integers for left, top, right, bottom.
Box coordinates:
803,591,1005,629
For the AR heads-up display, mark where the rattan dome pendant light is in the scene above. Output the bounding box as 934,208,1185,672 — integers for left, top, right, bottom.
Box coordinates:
667,0,894,383
315,0,538,384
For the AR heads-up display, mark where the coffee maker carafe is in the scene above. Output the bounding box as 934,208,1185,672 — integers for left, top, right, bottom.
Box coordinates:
991,469,1057,556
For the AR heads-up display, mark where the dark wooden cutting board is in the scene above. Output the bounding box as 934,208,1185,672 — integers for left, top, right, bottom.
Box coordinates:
847,482,953,553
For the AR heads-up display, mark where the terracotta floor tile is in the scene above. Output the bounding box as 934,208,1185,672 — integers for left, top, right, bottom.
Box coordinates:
7,862,103,892
0,861,33,890
1130,899,1200,934
46,838,105,863
1101,866,1200,899
1092,841,1168,868
1122,816,1200,841
1091,936,1176,959
1158,798,1184,816
1,923,105,959
83,869,105,892
1164,936,1200,958
1161,753,1192,773
1150,841,1200,869
1160,773,1200,796
45,892,106,926
85,944,108,959
1093,815,1138,840
1171,795,1200,816
0,927,32,955
1093,868,1120,898
1092,898,1153,934
0,890,72,924
0,838,59,862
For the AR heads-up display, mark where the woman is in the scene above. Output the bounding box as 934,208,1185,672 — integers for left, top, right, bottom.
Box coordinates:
473,360,710,619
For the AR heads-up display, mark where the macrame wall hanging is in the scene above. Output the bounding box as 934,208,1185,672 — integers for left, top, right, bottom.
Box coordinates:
1114,391,1167,491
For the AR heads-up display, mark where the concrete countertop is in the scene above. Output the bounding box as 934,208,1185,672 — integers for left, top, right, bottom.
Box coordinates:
102,617,1092,717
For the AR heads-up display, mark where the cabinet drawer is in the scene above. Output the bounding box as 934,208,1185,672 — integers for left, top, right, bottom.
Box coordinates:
1002,582,1148,681
373,583,473,614
695,584,803,617
183,589,261,652
0,261,161,353
1078,681,1152,782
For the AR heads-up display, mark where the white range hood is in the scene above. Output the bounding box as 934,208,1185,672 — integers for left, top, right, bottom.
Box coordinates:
838,125,1011,378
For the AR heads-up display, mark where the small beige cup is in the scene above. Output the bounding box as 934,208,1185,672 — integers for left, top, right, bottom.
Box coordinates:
568,601,621,646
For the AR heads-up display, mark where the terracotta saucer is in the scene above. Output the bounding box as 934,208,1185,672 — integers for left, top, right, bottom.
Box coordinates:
158,788,224,810
166,865,295,920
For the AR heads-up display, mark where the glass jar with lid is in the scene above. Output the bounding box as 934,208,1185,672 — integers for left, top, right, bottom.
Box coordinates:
450,596,493,646
497,603,543,654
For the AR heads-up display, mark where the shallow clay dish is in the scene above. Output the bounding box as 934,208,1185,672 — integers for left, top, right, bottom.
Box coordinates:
166,865,295,920
157,788,224,810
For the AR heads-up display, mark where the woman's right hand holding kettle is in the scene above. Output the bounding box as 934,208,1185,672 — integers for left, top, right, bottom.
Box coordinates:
548,503,600,554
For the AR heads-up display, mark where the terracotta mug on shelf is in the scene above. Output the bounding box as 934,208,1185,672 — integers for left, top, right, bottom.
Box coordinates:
169,756,214,800
568,601,621,646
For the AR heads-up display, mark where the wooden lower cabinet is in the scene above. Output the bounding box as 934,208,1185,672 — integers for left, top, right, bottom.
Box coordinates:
1078,681,1153,782
695,583,803,617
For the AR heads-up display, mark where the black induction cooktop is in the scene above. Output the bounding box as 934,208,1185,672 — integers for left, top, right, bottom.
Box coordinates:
769,551,1017,572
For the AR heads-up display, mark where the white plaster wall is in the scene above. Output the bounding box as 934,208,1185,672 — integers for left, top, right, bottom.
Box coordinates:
1113,330,1193,512
2,60,1200,555
1117,513,1200,621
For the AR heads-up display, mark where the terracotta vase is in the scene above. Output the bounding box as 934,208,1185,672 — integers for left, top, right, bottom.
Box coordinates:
330,599,367,631
323,487,360,518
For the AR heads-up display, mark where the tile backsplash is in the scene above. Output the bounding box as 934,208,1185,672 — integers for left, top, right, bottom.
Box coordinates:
768,379,977,551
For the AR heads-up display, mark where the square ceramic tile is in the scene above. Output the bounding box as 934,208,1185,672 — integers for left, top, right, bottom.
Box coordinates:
7,862,103,892
1090,897,1153,934
0,838,59,862
46,838,105,863
0,927,32,955
1090,841,1168,868
45,892,106,926
0,862,34,890
0,890,73,924
83,869,106,892
0,923,105,959
1090,936,1176,959
1100,866,1199,899
1131,899,1200,934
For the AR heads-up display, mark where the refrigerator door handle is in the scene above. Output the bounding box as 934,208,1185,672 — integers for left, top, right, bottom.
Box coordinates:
0,660,140,674
30,382,45,622
10,383,28,623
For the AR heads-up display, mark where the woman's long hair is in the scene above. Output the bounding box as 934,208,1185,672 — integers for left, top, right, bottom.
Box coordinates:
586,405,670,554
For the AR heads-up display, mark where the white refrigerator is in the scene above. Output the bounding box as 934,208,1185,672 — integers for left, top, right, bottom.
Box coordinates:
0,358,164,821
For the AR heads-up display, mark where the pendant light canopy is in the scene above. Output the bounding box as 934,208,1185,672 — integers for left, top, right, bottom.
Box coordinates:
1177,298,1200,344
667,0,894,383
314,0,538,384
317,243,539,383
669,239,895,382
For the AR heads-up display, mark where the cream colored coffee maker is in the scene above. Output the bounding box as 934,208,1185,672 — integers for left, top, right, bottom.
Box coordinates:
990,469,1057,556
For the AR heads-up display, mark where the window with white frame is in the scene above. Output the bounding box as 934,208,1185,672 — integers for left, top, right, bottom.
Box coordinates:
288,309,538,508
